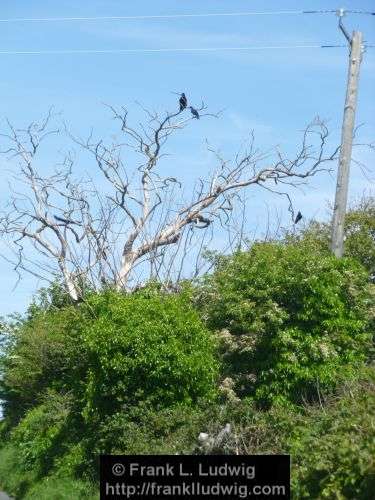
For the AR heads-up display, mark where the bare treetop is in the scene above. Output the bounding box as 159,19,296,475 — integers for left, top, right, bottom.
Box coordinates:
0,98,340,301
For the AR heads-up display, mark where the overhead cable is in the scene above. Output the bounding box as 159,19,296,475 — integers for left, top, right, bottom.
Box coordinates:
0,45,339,55
0,11,308,23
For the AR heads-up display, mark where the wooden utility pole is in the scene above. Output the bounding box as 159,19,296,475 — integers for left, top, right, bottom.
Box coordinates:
331,12,363,257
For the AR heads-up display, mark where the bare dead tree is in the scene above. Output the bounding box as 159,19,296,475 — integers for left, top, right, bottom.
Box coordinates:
0,101,341,301
76,110,341,292
0,113,115,301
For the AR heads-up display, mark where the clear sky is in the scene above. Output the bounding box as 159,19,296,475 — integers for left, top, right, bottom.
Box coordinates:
0,0,374,316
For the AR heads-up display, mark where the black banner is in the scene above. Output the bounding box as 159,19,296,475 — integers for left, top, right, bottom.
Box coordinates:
100,455,290,499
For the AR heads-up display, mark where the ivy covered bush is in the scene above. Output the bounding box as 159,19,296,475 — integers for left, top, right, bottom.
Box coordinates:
79,288,218,418
0,285,218,495
0,304,86,427
1,287,218,421
291,196,375,280
10,391,73,476
193,367,375,500
1,228,374,499
198,241,373,406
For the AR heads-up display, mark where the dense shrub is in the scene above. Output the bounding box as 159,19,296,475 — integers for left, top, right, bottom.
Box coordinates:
3,367,374,500
79,288,218,418
344,197,375,279
1,286,218,419
92,401,207,456
295,196,375,280
203,367,375,499
0,443,37,498
0,305,86,424
0,286,218,488
0,441,97,500
1,236,374,499
198,241,373,405
10,392,73,475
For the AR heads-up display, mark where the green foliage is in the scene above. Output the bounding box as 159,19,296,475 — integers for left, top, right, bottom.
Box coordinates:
1,285,218,422
0,441,97,499
0,443,37,498
53,442,91,479
26,281,77,318
198,240,373,405
208,368,375,499
3,367,373,500
289,370,375,499
0,305,86,424
24,476,98,500
79,289,218,418
296,196,375,280
1,233,374,500
92,401,207,456
10,392,73,475
0,285,218,492
344,197,375,279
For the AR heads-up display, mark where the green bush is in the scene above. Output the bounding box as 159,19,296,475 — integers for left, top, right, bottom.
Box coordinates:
1,259,373,499
198,241,373,405
1,285,218,420
0,441,98,500
92,401,207,456
53,442,92,479
3,367,374,500
197,367,375,499
344,197,375,279
295,196,375,280
10,391,74,475
0,305,86,425
79,288,219,419
289,370,375,499
88,367,375,498
0,286,218,484
0,443,37,498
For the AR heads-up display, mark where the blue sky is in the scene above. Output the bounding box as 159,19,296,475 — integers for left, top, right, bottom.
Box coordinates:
0,0,374,315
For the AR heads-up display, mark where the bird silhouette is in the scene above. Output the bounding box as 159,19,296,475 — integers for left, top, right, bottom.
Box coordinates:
54,214,75,225
294,211,303,224
179,93,187,111
190,106,200,119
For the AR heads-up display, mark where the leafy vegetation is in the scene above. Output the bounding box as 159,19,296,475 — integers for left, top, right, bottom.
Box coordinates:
0,199,374,499
295,196,375,280
197,368,375,500
197,240,372,406
0,286,218,497
79,288,218,420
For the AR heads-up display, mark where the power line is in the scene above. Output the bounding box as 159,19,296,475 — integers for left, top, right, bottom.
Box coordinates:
0,45,345,55
0,9,373,23
0,11,305,23
304,9,375,15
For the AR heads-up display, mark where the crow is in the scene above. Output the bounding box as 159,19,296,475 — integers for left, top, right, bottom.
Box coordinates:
189,106,200,119
179,92,187,111
54,214,75,225
294,211,303,224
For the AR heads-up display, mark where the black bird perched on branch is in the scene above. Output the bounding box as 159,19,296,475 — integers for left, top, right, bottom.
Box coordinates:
179,92,187,111
294,211,303,224
54,214,75,225
189,106,200,119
